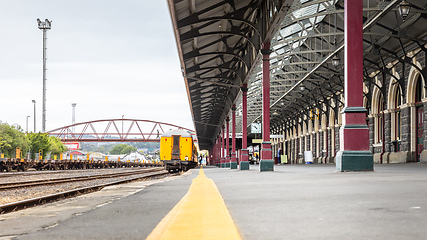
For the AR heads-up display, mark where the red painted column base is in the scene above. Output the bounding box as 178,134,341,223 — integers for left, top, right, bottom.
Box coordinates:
224,157,231,168
260,142,274,171
336,107,373,171
261,142,272,160
231,153,237,169
240,149,249,170
240,149,249,162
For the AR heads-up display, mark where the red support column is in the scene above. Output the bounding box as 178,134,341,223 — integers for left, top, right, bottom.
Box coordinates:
260,42,274,171
335,0,373,171
226,117,230,168
211,142,214,166
240,85,250,170
217,136,220,166
217,136,221,166
221,126,225,168
231,105,237,169
214,138,219,166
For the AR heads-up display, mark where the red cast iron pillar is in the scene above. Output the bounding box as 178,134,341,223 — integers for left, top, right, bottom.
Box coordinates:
335,0,373,171
217,136,221,166
231,105,237,169
221,126,225,168
226,117,230,168
215,137,220,166
240,85,250,170
260,42,274,171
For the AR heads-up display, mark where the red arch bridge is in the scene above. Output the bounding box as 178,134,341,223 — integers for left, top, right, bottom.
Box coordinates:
47,119,195,143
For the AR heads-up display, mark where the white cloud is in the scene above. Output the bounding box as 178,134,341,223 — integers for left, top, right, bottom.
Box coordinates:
0,0,194,132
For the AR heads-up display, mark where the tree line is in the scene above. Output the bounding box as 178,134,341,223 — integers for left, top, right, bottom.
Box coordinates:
109,144,137,155
81,142,159,155
0,122,67,159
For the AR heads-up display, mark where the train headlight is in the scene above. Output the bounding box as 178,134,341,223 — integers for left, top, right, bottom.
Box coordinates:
185,156,189,161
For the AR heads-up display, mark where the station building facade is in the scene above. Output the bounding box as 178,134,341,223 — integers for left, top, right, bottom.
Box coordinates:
271,46,426,164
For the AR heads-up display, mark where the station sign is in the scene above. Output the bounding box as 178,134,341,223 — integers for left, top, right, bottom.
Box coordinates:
228,133,243,138
270,135,284,138
64,142,80,150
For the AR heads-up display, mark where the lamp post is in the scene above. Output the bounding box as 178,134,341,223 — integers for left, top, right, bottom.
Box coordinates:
398,0,411,20
332,54,340,67
37,18,52,133
26,116,30,133
122,115,124,139
32,100,36,132
71,103,76,133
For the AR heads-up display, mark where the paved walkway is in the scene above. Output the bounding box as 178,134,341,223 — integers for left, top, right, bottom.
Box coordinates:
1,164,426,239
147,167,240,240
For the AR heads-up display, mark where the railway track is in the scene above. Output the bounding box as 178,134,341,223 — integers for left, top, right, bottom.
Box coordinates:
0,167,169,214
0,168,163,190
0,168,139,178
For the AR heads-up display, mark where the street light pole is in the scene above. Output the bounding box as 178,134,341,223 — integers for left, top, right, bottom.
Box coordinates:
122,115,124,138
32,100,36,132
37,18,51,133
26,116,30,133
71,103,77,133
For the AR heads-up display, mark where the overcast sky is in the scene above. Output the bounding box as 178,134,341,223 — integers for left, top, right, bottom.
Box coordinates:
0,0,194,132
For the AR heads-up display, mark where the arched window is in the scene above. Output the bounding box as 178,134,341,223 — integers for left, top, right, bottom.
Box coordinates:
394,87,401,141
333,116,338,156
377,95,384,143
329,110,335,158
363,96,369,127
415,75,422,103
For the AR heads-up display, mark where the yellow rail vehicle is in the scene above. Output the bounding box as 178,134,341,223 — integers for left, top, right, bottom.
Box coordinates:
160,129,197,173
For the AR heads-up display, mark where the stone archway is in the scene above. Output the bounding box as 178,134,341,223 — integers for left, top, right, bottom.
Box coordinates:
371,86,383,144
388,72,402,142
407,64,425,162
386,71,403,163
329,108,336,162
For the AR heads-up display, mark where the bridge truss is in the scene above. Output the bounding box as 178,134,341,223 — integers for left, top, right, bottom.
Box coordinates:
47,119,195,143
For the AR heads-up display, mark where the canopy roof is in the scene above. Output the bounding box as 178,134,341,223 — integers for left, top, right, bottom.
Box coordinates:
168,0,294,149
168,0,427,150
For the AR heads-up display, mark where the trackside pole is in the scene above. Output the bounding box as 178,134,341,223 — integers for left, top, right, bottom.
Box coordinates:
260,42,274,171
335,0,373,171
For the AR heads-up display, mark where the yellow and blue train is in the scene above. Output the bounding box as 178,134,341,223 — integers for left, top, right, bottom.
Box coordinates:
160,129,198,173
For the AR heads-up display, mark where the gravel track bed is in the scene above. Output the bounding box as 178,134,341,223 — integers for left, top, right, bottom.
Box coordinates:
0,169,166,205
0,168,152,184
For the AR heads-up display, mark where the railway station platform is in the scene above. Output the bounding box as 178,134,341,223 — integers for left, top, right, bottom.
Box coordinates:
1,164,427,239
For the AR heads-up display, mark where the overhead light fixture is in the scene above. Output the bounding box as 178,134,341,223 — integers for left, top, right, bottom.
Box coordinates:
398,0,411,20
273,111,280,115
332,54,340,67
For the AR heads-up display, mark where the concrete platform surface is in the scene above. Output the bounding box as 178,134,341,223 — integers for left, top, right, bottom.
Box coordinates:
209,164,427,240
0,164,426,239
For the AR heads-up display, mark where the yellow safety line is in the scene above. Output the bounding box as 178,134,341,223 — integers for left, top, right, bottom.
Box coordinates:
146,167,241,240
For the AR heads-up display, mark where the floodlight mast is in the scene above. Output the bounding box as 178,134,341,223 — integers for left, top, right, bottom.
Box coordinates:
71,103,77,133
37,18,51,133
